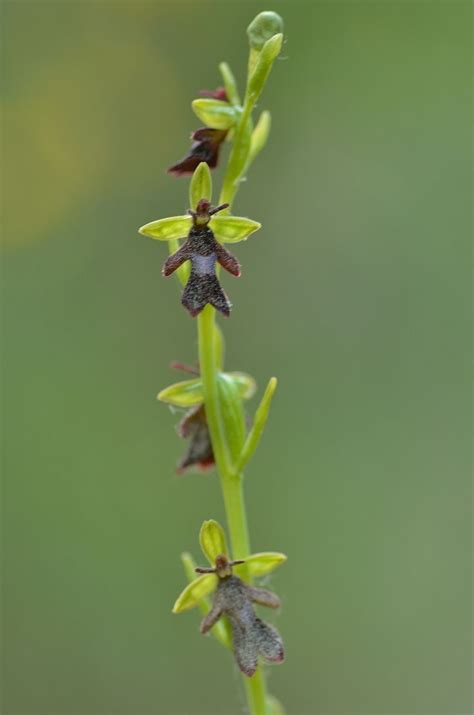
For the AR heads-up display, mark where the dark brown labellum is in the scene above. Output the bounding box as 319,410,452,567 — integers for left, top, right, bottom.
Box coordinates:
162,200,240,317
197,555,284,677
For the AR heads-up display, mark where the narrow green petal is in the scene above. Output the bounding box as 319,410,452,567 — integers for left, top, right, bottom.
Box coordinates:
189,162,212,209
234,377,277,473
192,99,236,130
157,379,204,407
211,215,261,243
235,551,287,578
200,519,228,565
218,61,241,106
226,372,256,400
138,216,191,240
172,573,217,613
180,553,230,647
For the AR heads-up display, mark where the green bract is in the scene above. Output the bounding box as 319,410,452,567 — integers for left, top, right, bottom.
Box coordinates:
217,373,246,463
235,377,278,473
189,162,212,208
192,98,237,130
247,33,283,105
234,551,287,578
139,215,190,240
247,11,284,51
172,572,217,614
249,110,271,165
200,519,228,564
211,215,261,243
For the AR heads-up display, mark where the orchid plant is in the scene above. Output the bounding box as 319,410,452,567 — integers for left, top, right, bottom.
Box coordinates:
139,11,286,715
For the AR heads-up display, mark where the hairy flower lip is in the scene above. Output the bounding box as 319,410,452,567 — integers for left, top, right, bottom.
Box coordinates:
162,200,240,318
196,555,284,677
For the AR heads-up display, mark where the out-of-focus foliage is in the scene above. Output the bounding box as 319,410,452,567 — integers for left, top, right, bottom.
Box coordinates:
2,1,471,714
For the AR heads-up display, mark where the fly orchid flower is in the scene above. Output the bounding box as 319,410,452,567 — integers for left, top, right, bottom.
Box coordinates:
158,360,257,474
162,199,239,317
139,163,261,318
173,520,286,678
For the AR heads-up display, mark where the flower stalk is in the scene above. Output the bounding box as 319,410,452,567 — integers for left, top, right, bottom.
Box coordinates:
139,11,286,715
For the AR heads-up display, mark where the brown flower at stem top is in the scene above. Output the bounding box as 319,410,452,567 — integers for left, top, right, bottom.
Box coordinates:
162,199,240,317
196,554,285,677
168,128,228,176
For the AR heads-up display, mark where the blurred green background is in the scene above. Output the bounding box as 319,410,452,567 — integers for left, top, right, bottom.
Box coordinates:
2,1,471,714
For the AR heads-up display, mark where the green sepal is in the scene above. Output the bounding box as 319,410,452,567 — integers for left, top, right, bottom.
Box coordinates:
219,61,241,106
217,373,246,464
248,110,271,166
211,215,261,243
234,377,277,474
189,162,212,209
157,378,203,407
157,371,254,407
267,694,286,715
172,572,217,613
234,551,287,578
247,33,283,105
138,215,191,240
247,11,284,51
192,98,237,130
200,519,229,564
180,552,230,647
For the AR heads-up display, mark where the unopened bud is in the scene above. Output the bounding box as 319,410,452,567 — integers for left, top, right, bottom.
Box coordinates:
247,11,284,51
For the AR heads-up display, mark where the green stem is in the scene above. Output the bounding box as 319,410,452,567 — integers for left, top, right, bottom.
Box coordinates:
219,101,253,208
198,307,268,715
